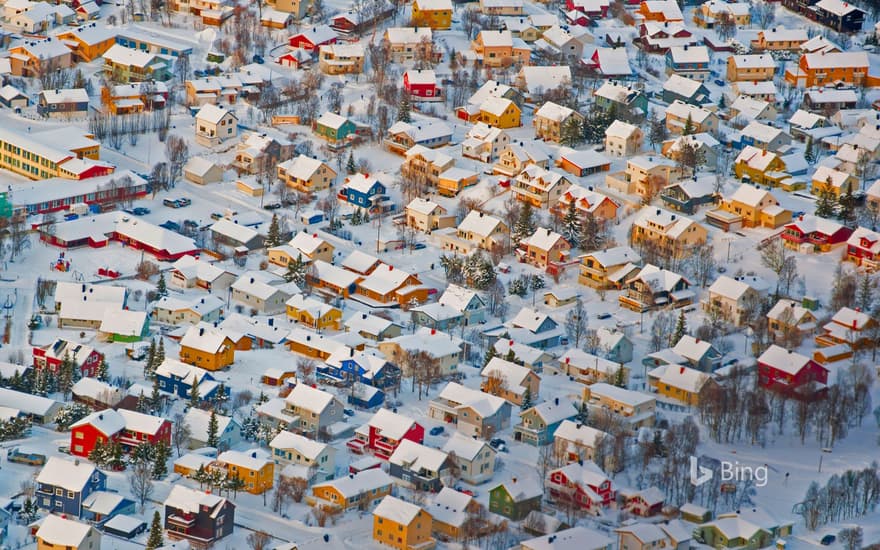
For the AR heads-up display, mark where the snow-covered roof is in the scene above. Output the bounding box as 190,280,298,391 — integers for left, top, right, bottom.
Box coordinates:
436,381,508,417
814,0,863,15
522,227,566,252
374,494,424,524
286,383,338,414
667,45,708,64
509,306,556,333
457,210,505,237
291,24,338,45
757,344,815,375
99,308,146,337
269,431,329,459
384,26,432,44
36,515,93,547
481,357,534,394
831,306,872,330
662,74,704,98
729,54,776,69
71,378,121,404
165,485,226,514
428,488,471,528
649,364,713,393
70,409,126,436
313,468,392,498
180,325,230,353
605,119,640,139
666,100,713,124
803,51,867,70
554,419,605,448
735,145,780,171
184,407,234,442
441,433,494,461
496,476,542,501
218,448,271,471
588,382,654,407
36,457,100,491
389,439,448,471
519,66,572,94
521,527,614,550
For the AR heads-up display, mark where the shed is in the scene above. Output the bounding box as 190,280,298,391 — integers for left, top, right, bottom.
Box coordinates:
102,514,146,538
184,156,224,185
300,210,324,225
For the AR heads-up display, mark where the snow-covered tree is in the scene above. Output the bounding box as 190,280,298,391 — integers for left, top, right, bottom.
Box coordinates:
512,201,536,245
265,214,283,248
560,200,581,248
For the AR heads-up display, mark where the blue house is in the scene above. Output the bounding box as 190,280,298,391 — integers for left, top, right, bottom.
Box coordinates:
347,382,385,409
513,398,577,446
410,303,464,332
665,45,710,82
154,358,218,401
488,307,564,349
81,491,136,525
340,174,393,213
36,457,107,517
320,350,401,390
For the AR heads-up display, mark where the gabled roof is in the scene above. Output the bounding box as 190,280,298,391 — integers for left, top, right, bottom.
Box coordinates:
180,325,231,353
313,468,392,498
757,344,814,375
285,384,338,414
523,398,576,425
165,485,227,514
37,457,101,491
36,515,94,547
389,439,448,472
373,495,424,524
364,408,417,440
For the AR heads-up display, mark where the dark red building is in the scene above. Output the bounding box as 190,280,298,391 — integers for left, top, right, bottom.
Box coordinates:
289,25,338,52
69,409,172,458
403,69,439,100
757,344,828,393
33,339,103,378
347,408,424,460
547,462,614,514
782,216,852,252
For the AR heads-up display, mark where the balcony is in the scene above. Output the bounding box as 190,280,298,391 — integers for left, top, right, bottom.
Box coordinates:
168,514,196,527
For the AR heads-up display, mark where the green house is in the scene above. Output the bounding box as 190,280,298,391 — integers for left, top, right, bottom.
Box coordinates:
0,192,11,219
694,518,771,550
489,478,542,520
313,112,357,143
100,310,150,343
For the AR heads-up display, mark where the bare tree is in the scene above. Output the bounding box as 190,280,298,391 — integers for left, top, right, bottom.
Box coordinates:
165,135,189,187
247,531,271,550
172,412,191,456
565,298,587,347
128,461,155,511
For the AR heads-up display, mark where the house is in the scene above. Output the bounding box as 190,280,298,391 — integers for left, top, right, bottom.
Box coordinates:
803,88,858,113
313,112,358,144
547,461,614,514
637,22,697,54
179,325,235,371
726,54,776,82
757,345,829,393
489,478,542,520
560,348,625,385
733,80,779,103
553,420,606,463
72,378,122,411
285,383,345,436
738,121,791,152
767,299,819,341
33,339,103,378
102,82,168,115
412,0,453,29
517,66,573,98
732,146,786,186
846,226,880,269
345,312,403,342
593,82,648,116
321,348,400,389
586,47,632,78
647,364,717,405
184,408,241,449
318,43,365,75
785,51,869,88
427,382,511,438
271,231,335,265
553,185,619,222
604,120,644,158
400,146,454,192
578,246,641,289
36,458,106,516
269,431,336,482
372,496,435,550
285,295,342,330
519,228,571,271
751,27,809,51
80,492,136,526
665,45,710,82
384,27,435,63
461,122,509,163
404,199,455,233
152,295,224,327
476,97,521,129
37,88,89,119
694,0,750,27
103,44,169,83
154,358,217,401
403,69,441,101
339,173,391,213
355,263,426,306
816,306,877,348
194,104,238,147
710,184,792,231
715,508,794,540
427,488,476,541
230,271,298,315
8,39,73,78
214,450,274,494
388,440,450,492
481,0,523,15
513,166,572,209
481,357,540,406
0,85,27,109
288,25,338,51
169,256,235,292
232,131,295,175
470,30,531,68
583,383,656,430
811,164,858,197
606,155,682,197
638,0,684,22
534,102,584,143
307,260,361,300
164,486,234,546
441,435,496,485
543,288,580,308
782,215,851,253
36,515,101,550
440,211,509,254
693,518,771,550
704,275,766,325
618,488,668,519
349,408,423,459
522,527,613,550
183,157,223,185
385,121,452,154
489,307,566,349
277,155,336,193
98,309,149,343
660,176,718,214
729,97,777,125
69,409,171,457
514,398,576,446
57,24,118,61
0,388,61,424
310,469,394,510
630,207,707,260
665,100,718,135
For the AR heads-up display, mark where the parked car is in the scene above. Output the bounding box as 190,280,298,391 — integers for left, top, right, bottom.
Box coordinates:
820,535,836,546
410,243,426,250
164,198,182,208
183,219,198,229
177,198,192,207
210,212,224,220
343,408,355,417
429,426,445,436
596,312,612,320
714,79,725,87
159,221,181,232
263,202,282,210
132,207,150,216
253,54,265,64
489,438,506,449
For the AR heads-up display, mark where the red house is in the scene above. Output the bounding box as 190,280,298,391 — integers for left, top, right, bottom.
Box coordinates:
403,69,440,100
548,462,614,514
347,408,424,460
757,345,828,394
33,339,103,378
846,226,880,269
620,487,664,517
288,25,338,52
782,215,852,253
638,22,695,53
70,409,172,458
566,0,609,18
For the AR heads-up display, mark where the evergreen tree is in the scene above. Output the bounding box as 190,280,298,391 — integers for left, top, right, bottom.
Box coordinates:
207,410,220,448
189,376,201,407
804,135,816,164
284,253,307,286
512,201,536,244
144,338,157,378
351,208,362,226
156,272,167,298
108,441,125,470
613,367,627,388
265,214,282,248
815,189,836,218
482,345,498,368
682,113,694,135
397,94,411,123
146,511,164,550
560,116,583,148
97,359,110,382
151,376,162,413
839,188,857,225
58,353,75,398
505,349,517,363
155,338,165,370
671,309,688,346
575,400,589,424
561,200,581,249
718,95,726,109
152,442,170,479
346,150,357,175
88,439,105,466
520,386,533,410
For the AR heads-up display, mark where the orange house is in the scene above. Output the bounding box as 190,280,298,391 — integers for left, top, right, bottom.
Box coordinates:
471,30,531,68
179,325,235,371
637,0,684,23
57,26,118,62
355,264,428,306
785,51,869,88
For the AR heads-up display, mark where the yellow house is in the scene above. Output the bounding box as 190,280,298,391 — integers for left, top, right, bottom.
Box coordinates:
411,0,452,29
277,155,337,192
215,449,274,494
751,27,808,51
268,232,335,266
405,198,456,232
36,515,101,550
402,145,455,188
285,294,342,330
179,325,235,371
583,382,656,430
471,30,531,68
714,184,792,229
578,245,641,289
694,0,750,27
631,207,708,260
665,100,718,135
520,227,571,270
441,211,510,254
648,364,716,406
726,54,777,82
478,97,521,129
512,165,572,209
438,167,480,197
605,155,681,199
733,146,786,186
318,44,365,75
534,102,584,142
57,25,118,62
811,165,858,197
311,469,394,510
373,496,436,550
428,489,475,541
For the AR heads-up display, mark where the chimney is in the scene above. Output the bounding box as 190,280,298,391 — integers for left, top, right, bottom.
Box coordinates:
554,397,559,405
199,328,204,336
512,477,517,483
269,318,274,326
431,328,436,335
